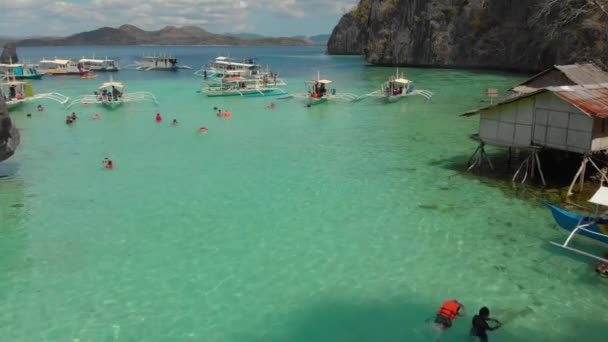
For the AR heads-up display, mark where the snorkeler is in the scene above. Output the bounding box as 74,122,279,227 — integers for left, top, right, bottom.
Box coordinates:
156,113,162,122
434,300,465,331
471,307,501,342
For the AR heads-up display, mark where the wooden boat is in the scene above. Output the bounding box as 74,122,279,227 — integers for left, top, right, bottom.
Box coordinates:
39,58,90,76
0,63,43,80
79,57,119,72
1,67,69,110
356,69,433,102
201,76,287,97
66,78,158,109
290,72,358,105
126,54,191,71
547,186,608,263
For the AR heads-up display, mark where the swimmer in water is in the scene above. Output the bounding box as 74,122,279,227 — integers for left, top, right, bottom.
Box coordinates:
155,113,162,122
93,114,100,120
37,104,44,112
217,109,223,117
433,300,465,332
26,113,32,118
267,102,276,109
66,115,74,124
105,160,114,169
70,112,77,121
172,119,178,125
225,110,231,118
199,127,208,133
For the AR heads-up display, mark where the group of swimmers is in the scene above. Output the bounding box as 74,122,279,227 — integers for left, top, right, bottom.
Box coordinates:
155,113,207,133
216,108,231,118
433,300,502,341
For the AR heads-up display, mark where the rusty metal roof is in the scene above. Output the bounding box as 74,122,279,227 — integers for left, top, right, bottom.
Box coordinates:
552,86,608,118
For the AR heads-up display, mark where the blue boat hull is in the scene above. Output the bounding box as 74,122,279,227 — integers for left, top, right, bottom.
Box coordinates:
545,203,608,244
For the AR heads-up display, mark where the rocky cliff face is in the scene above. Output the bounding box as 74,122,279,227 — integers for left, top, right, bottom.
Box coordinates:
0,42,18,63
328,0,608,71
0,97,20,162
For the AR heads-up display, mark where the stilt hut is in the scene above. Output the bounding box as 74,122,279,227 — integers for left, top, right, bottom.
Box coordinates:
462,63,608,194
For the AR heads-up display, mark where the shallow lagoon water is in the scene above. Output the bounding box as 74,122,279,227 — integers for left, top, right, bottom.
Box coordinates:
0,46,607,341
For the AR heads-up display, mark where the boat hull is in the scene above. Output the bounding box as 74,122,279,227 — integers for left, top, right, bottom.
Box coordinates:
545,203,608,244
15,74,43,80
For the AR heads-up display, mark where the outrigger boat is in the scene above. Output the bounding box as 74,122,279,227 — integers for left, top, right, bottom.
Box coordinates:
79,57,119,72
357,69,433,102
201,76,287,97
66,77,158,109
546,186,608,263
291,72,358,105
0,67,69,110
195,56,283,85
0,62,43,80
38,58,91,76
126,54,191,71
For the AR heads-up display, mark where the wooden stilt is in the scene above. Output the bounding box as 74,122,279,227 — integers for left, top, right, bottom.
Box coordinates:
466,144,482,171
579,160,587,192
567,156,588,197
534,150,546,186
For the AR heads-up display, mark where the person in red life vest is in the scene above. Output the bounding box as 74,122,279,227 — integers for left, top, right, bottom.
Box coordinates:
198,127,208,133
155,113,162,122
434,299,465,331
217,109,223,117
102,158,114,169
225,109,231,118
93,114,100,120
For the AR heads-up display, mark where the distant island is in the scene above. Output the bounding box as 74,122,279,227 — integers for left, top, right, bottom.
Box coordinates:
15,25,323,47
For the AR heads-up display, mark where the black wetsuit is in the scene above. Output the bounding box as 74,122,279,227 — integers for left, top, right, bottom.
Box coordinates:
471,315,498,342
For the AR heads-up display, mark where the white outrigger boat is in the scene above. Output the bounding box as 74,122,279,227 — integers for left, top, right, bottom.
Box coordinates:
0,61,44,80
357,69,433,102
79,57,119,72
201,76,287,97
126,54,191,71
547,186,608,263
66,78,158,109
290,72,359,105
1,67,69,110
195,56,284,84
38,58,90,76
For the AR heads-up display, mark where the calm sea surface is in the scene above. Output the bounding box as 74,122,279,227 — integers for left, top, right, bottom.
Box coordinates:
0,46,606,341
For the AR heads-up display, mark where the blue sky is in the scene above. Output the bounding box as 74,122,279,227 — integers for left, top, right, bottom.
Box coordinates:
0,0,358,37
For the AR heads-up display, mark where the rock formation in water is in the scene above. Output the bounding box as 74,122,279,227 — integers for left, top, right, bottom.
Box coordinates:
0,42,18,63
328,0,608,71
0,97,20,162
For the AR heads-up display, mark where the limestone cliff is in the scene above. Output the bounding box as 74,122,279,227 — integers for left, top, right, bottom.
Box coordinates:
328,0,608,71
0,97,19,162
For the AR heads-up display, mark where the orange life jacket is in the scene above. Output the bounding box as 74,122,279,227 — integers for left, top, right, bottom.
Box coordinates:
437,300,460,320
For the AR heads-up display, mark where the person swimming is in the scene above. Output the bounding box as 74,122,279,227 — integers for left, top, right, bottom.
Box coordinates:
199,127,208,133
66,115,74,124
37,104,44,112
106,160,114,169
93,114,100,120
26,113,32,118
434,300,465,331
267,102,276,109
595,253,608,277
225,110,231,118
172,119,178,125
70,112,77,121
217,109,223,117
471,307,501,342
156,113,162,122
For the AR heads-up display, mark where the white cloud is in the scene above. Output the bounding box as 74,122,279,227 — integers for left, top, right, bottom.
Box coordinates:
0,0,359,36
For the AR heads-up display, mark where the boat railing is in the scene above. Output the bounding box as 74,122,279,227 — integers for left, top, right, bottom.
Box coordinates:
30,92,70,105
66,91,158,108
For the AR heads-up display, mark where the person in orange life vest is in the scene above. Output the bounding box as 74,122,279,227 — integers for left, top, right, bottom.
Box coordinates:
105,160,114,169
434,299,465,330
225,109,231,118
155,113,162,122
217,109,223,117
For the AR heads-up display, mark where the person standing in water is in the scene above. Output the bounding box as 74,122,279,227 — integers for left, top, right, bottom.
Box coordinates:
217,109,223,117
471,307,501,342
225,109,231,118
156,113,162,122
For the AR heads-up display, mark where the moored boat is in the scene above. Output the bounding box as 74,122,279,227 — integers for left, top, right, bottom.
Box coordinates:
201,76,287,97
0,63,43,80
547,186,608,263
1,68,69,110
358,69,434,102
79,57,119,72
39,58,90,76
127,54,191,71
195,56,284,85
66,77,158,109
290,72,358,105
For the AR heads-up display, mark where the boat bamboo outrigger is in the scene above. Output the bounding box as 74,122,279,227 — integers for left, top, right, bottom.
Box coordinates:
200,76,287,97
125,54,191,71
290,72,359,105
1,66,69,110
546,186,608,263
66,77,158,109
356,69,434,102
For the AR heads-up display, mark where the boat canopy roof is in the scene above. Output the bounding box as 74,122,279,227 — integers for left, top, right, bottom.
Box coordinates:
80,58,114,63
308,79,333,84
393,78,411,84
589,186,608,206
0,63,24,68
214,60,256,68
99,81,124,89
40,59,71,65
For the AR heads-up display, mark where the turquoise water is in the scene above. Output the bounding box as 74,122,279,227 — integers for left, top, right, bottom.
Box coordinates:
1,46,607,341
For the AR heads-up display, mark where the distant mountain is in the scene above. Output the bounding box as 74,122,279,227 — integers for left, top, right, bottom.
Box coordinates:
223,32,268,40
17,25,313,47
224,32,330,45
308,34,331,45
